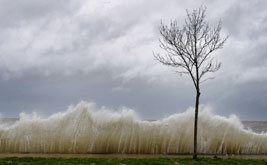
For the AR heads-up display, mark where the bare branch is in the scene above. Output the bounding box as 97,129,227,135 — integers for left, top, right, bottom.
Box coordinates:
153,7,227,159
200,77,215,84
154,7,227,89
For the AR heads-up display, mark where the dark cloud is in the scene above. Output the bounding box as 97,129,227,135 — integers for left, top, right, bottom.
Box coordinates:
0,68,194,119
0,0,73,28
222,0,267,39
0,0,266,120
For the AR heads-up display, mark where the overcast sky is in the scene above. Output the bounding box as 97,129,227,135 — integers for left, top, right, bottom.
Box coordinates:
0,0,266,120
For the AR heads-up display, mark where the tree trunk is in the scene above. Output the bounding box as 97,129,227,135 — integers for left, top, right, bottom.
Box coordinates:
193,89,200,159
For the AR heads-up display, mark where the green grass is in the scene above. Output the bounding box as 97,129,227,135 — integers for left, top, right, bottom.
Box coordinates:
1,157,267,165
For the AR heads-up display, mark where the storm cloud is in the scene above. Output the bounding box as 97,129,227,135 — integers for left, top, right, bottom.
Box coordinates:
0,0,266,120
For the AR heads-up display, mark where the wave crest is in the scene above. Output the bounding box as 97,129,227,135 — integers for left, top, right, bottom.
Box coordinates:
0,101,266,154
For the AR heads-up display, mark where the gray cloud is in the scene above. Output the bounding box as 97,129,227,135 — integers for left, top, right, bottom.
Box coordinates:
0,0,266,120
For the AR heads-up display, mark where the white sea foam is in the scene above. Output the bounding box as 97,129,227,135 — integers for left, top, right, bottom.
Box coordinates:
0,101,266,154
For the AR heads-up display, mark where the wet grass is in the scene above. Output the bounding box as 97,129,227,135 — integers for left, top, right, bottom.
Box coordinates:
1,157,267,165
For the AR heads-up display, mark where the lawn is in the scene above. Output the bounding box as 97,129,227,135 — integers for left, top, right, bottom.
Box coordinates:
1,157,267,165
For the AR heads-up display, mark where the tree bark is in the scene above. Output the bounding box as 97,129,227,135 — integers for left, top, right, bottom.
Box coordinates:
193,89,200,159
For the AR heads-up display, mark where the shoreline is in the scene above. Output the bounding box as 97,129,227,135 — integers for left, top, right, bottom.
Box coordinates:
1,153,267,159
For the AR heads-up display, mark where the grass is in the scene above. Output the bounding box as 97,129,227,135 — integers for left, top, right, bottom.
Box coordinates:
1,157,267,165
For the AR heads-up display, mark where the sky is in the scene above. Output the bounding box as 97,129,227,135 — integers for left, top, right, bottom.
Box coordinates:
0,0,266,120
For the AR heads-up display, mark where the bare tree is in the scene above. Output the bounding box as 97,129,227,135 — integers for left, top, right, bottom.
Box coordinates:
154,7,227,159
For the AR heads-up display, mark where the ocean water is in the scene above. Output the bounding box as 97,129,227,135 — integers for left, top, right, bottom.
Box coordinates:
0,101,267,154
0,118,18,126
242,121,267,133
1,118,267,134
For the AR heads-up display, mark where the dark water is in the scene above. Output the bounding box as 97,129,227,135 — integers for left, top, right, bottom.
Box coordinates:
242,121,267,133
0,118,19,126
